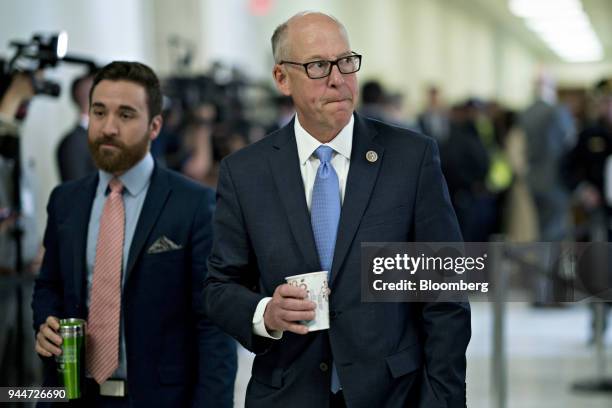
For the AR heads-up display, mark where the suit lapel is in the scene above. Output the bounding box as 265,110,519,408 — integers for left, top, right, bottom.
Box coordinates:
124,164,171,283
268,122,321,273
330,114,384,287
72,174,98,305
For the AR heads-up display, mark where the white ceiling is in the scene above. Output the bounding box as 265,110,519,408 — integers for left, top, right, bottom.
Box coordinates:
463,0,612,63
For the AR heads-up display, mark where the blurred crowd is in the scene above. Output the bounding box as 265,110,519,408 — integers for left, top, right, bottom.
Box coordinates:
3,64,612,281
50,67,612,254
355,77,612,250
357,76,612,325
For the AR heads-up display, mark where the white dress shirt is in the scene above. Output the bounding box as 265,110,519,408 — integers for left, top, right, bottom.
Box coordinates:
252,113,354,338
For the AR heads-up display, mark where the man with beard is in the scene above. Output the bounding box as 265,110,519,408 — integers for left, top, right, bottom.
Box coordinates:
31,61,236,407
203,12,470,408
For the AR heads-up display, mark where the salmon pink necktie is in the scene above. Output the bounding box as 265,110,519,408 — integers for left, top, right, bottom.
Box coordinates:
86,177,124,384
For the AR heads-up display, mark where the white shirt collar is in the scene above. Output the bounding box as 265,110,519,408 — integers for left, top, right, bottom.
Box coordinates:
294,113,354,165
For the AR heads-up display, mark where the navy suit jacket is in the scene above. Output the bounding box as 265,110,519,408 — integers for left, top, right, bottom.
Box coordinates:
32,164,237,407
204,114,471,408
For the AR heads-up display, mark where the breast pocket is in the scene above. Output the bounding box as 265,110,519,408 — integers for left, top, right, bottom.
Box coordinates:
133,248,188,302
139,248,186,279
143,248,185,262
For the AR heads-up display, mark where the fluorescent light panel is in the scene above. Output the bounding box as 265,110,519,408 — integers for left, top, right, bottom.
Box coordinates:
509,0,603,62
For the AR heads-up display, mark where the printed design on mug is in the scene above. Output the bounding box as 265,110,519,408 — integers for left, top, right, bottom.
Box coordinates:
288,278,309,292
319,280,329,309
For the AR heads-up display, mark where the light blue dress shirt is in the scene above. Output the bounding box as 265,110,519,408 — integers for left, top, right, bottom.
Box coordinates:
85,153,154,379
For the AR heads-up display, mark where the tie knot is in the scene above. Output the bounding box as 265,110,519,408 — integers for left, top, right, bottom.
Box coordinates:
108,178,124,195
314,145,334,163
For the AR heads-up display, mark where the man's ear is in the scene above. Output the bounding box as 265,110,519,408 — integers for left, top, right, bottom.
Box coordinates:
273,65,291,96
148,114,163,141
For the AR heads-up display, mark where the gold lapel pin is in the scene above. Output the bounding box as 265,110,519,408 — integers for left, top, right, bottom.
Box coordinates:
366,150,378,163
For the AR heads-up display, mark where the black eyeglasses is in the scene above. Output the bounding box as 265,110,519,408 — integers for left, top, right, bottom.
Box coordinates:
279,53,362,79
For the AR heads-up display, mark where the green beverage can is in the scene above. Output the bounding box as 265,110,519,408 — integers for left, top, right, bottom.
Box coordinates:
56,318,85,399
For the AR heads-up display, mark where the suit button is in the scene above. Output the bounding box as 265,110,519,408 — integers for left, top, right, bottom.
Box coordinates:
319,362,329,372
330,311,337,319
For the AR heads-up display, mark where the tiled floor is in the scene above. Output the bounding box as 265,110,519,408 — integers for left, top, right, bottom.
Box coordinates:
467,302,612,408
233,302,612,407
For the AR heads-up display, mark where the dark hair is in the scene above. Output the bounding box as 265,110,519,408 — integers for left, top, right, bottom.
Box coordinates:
361,80,385,104
594,78,611,96
71,73,93,106
90,61,162,120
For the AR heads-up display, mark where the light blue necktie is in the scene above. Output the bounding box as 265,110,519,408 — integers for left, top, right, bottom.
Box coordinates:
310,145,342,393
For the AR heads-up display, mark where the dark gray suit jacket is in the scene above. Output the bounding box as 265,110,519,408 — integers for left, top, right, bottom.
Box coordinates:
56,124,96,182
204,114,470,408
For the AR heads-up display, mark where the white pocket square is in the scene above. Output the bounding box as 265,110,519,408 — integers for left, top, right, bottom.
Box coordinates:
147,235,182,254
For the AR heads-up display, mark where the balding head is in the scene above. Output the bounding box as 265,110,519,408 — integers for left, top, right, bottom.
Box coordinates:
270,11,358,142
271,11,349,63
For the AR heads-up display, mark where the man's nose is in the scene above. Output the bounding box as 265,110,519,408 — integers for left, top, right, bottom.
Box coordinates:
101,115,119,136
327,64,345,87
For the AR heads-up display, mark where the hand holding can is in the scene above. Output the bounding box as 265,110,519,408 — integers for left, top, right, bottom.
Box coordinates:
35,316,62,357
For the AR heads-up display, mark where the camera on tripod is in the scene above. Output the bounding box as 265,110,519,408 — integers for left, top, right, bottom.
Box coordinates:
0,32,69,98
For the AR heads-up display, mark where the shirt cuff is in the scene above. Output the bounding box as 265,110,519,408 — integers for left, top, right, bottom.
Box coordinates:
252,297,283,339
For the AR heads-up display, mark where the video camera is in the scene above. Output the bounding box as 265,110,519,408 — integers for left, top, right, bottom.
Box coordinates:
0,32,68,98
0,32,98,122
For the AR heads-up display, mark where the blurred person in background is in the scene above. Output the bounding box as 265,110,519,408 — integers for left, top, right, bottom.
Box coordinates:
359,79,387,122
180,118,215,185
519,74,576,306
565,78,612,339
0,73,35,252
566,79,612,225
521,74,576,243
150,96,182,168
31,61,236,407
417,85,450,146
203,121,250,188
266,95,295,134
56,73,96,182
497,109,539,243
211,121,249,159
192,100,218,124
0,72,44,388
382,91,415,130
178,115,250,189
475,100,513,201
442,99,492,242
360,81,414,129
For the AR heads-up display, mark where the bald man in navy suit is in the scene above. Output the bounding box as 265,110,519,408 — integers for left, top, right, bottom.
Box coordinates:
203,12,470,408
